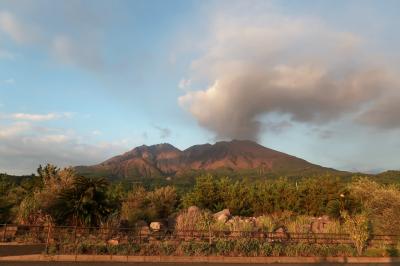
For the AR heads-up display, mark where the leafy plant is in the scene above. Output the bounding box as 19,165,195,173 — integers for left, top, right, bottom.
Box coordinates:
342,211,370,255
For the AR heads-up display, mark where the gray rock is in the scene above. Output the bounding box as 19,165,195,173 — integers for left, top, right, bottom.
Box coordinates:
150,222,162,231
217,213,229,223
213,209,231,220
107,239,119,246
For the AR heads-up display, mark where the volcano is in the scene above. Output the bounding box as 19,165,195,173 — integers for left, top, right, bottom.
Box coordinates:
76,140,342,179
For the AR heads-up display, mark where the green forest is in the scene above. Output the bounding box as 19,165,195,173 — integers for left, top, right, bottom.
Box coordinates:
1,164,400,256
0,164,398,229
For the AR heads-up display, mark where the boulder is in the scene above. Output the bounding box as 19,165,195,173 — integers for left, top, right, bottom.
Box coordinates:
107,239,119,246
150,222,162,231
217,214,229,223
213,209,231,222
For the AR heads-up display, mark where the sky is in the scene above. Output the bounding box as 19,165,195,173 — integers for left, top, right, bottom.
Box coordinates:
1,0,400,174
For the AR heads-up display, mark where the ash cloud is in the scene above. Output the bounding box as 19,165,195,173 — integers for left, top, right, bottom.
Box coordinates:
178,6,400,141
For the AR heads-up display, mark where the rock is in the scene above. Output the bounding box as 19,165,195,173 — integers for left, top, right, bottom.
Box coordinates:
213,209,231,222
107,239,119,246
217,214,229,223
150,222,162,231
188,206,200,213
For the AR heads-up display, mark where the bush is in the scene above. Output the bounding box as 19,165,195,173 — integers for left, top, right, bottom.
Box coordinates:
271,243,284,256
160,241,177,255
256,215,275,232
179,241,212,256
215,239,235,255
351,178,400,235
342,211,370,255
234,239,260,256
286,215,313,234
284,243,312,256
175,208,213,232
260,242,273,256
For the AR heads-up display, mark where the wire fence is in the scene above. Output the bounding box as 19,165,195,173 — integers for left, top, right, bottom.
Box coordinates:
1,224,399,256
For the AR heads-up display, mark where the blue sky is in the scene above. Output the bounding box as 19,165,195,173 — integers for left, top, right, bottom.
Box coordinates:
1,0,400,174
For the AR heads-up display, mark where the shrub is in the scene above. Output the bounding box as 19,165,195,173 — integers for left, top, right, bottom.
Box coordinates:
271,243,284,256
256,215,276,232
129,243,141,254
147,186,178,219
351,178,400,235
215,239,235,255
234,238,260,256
260,242,273,256
175,208,213,232
140,242,161,256
322,219,344,234
284,243,312,256
286,215,313,234
160,241,177,255
342,211,370,255
179,241,212,256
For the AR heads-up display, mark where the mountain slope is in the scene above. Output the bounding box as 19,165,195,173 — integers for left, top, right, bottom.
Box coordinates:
76,140,343,179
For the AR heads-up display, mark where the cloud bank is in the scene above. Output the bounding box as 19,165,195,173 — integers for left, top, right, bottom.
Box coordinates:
0,121,133,175
0,7,104,71
179,5,400,141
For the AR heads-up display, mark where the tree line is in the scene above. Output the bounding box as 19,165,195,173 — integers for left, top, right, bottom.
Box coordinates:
1,164,400,236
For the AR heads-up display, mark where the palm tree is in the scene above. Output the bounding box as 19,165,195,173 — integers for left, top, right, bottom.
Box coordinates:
49,176,112,226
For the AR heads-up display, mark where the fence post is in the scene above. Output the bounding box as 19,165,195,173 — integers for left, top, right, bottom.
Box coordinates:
45,224,51,255
74,226,78,262
2,224,6,242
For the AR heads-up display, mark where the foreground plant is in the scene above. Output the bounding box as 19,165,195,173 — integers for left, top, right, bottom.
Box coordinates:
342,211,370,255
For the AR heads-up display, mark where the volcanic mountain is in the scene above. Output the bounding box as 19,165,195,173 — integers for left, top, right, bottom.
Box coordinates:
76,140,343,180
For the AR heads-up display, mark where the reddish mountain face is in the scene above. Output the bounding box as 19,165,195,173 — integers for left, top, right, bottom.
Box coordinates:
76,140,336,179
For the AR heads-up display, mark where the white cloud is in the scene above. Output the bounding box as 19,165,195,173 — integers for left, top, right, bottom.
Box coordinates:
0,9,105,72
92,130,102,136
0,10,38,44
0,122,136,175
0,78,15,85
178,78,192,90
179,4,400,141
0,112,71,121
0,49,16,60
154,125,172,139
0,122,30,138
51,35,103,70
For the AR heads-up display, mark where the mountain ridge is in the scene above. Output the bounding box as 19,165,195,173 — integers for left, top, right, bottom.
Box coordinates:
76,139,345,180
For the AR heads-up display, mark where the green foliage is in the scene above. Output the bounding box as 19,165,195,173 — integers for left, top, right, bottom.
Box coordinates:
183,176,356,218
342,211,371,255
121,185,178,225
48,176,113,226
182,175,222,212
350,178,400,235
286,215,313,234
215,238,235,255
260,242,273,256
160,241,177,255
256,215,276,231
234,238,260,256
175,208,213,232
180,241,212,256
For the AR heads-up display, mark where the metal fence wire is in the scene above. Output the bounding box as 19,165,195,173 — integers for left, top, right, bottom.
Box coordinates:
1,224,399,256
